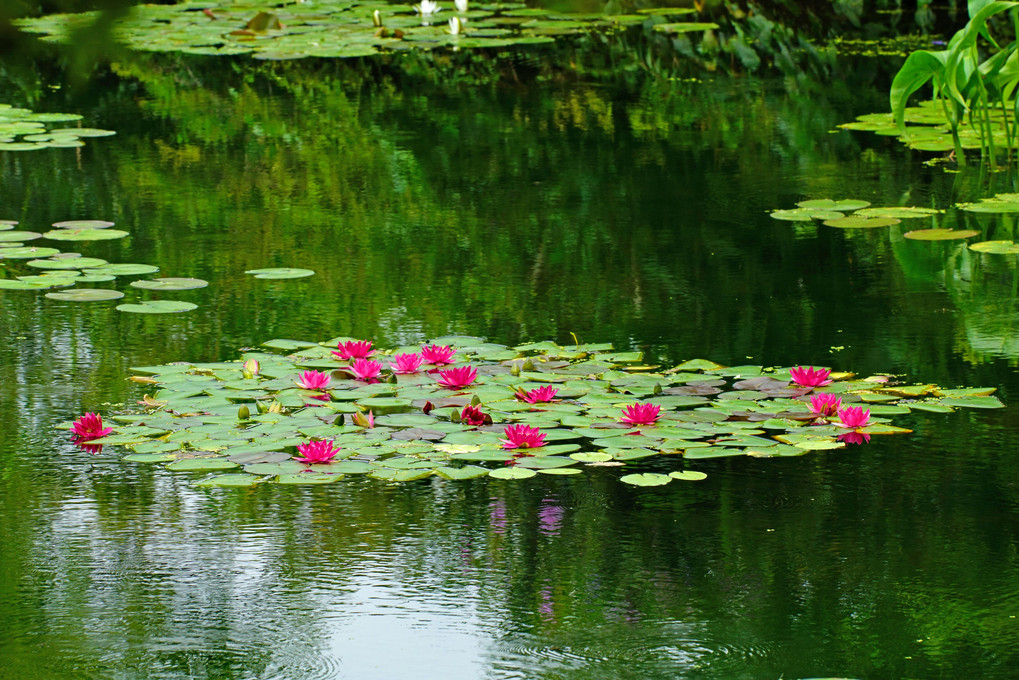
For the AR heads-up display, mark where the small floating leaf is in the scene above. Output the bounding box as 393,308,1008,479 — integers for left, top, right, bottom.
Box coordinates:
167,458,238,471
854,207,941,218
0,231,41,242
670,470,708,481
0,246,60,259
84,263,160,275
52,220,115,229
620,472,672,486
823,216,901,228
45,288,124,302
969,240,1019,254
116,300,198,314
130,277,209,290
489,467,537,479
245,268,315,279
194,473,261,487
27,257,107,269
904,229,979,240
43,228,129,241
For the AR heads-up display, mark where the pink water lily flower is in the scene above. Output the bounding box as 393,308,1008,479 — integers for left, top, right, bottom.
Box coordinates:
421,344,456,365
389,352,424,374
333,340,375,361
72,412,113,440
838,431,871,445
295,439,341,464
515,385,559,404
295,369,331,390
789,365,833,388
437,366,477,389
242,358,260,378
808,392,842,418
349,358,383,383
460,405,487,426
352,410,375,428
619,402,661,426
837,405,871,429
500,424,546,449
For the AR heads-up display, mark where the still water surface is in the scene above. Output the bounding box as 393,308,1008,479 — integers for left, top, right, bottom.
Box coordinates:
2,46,1019,679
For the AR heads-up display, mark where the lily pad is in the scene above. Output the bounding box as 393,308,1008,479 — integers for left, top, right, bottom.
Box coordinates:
489,467,537,480
620,472,672,486
0,246,60,259
0,231,41,242
194,473,261,487
52,220,115,229
45,288,124,302
130,277,209,290
116,300,198,314
904,229,979,241
84,263,160,276
670,470,708,481
823,216,902,228
969,240,1019,254
853,207,941,219
27,257,107,269
245,268,315,279
43,229,129,241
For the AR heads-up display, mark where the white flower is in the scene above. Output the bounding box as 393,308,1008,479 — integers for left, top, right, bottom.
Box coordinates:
414,0,441,16
448,16,462,34
454,0,468,12
372,9,382,27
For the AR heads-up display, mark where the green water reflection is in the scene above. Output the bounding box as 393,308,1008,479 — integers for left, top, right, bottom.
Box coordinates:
2,43,1019,679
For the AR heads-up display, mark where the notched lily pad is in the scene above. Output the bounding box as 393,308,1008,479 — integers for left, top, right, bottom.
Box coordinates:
45,288,124,302
116,300,198,314
130,277,209,290
245,268,315,279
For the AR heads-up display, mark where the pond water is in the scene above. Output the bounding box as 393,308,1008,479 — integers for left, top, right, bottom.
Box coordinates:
3,18,1019,680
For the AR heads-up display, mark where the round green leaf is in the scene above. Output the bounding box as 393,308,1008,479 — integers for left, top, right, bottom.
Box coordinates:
130,277,209,290
823,216,901,228
277,472,343,484
245,268,315,279
620,473,672,486
669,470,708,481
45,288,124,302
904,229,979,240
43,228,129,241
167,458,238,471
0,246,60,259
52,220,115,229
116,300,198,314
27,257,107,269
194,473,261,487
969,240,1019,254
489,467,537,479
853,207,941,218
0,231,41,242
84,263,160,275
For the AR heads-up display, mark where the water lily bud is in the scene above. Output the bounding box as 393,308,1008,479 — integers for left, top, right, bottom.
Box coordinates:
455,0,468,12
522,358,535,371
422,401,434,414
237,405,250,420
470,394,481,407
242,358,260,378
372,9,382,27
450,408,462,423
256,400,269,413
336,414,345,426
268,401,283,413
653,382,663,395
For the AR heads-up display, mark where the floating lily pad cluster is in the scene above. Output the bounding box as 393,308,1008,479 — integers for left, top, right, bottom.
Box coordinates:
11,1,709,60
68,336,1002,488
839,99,1010,154
0,104,114,151
772,195,1019,251
0,219,206,311
769,198,967,239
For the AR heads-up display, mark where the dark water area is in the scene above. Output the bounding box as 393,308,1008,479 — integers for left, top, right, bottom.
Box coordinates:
3,20,1019,680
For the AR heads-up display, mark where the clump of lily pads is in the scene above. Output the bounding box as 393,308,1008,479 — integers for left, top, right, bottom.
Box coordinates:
14,0,675,60
0,103,114,151
63,336,1003,488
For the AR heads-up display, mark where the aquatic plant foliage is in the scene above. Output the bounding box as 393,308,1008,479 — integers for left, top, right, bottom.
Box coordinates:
65,337,1002,488
770,195,1019,250
0,103,114,151
15,1,658,60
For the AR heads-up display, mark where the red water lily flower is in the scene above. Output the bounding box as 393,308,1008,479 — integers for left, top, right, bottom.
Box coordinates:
789,365,833,388
619,403,661,426
72,412,113,440
421,344,456,365
389,352,424,374
295,369,331,390
460,405,486,426
500,424,546,449
349,358,382,383
333,340,375,361
515,385,559,404
295,439,341,464
808,392,842,418
437,366,477,389
837,405,871,429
